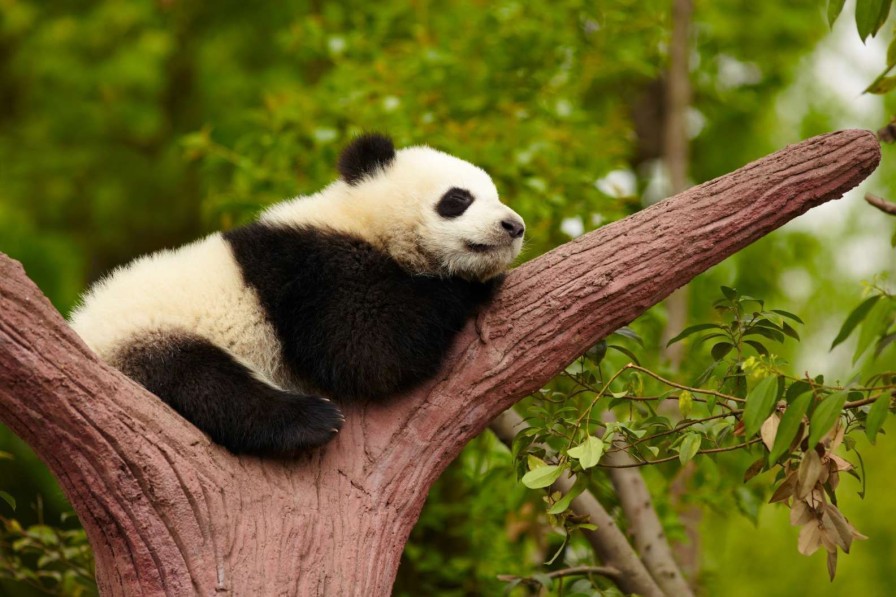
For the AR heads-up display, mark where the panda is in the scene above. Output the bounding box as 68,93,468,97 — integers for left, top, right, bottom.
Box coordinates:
70,133,525,456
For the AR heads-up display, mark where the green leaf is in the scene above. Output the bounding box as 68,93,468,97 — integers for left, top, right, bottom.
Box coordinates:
856,0,892,41
567,436,605,469
829,0,847,26
679,433,701,465
744,340,769,356
711,342,734,361
769,392,812,464
771,309,804,324
865,74,896,94
888,36,896,67
853,299,891,362
785,380,812,403
679,390,694,419
744,376,779,438
0,491,15,511
521,464,564,489
547,480,586,514
721,286,737,301
876,331,896,357
831,296,881,349
666,323,723,346
808,391,849,448
782,321,800,341
608,344,640,365
865,393,891,444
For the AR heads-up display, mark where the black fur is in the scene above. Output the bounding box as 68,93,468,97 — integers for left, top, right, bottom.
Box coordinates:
114,333,344,456
224,223,501,402
436,187,475,218
338,133,396,185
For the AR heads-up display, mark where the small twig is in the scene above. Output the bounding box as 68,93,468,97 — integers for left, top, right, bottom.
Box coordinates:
597,438,763,469
497,564,621,585
865,193,896,216
625,363,747,403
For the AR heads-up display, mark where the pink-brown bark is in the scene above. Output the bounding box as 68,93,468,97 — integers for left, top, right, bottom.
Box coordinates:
0,130,881,595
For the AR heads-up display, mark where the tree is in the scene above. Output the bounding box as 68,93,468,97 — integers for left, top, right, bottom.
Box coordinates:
0,130,879,595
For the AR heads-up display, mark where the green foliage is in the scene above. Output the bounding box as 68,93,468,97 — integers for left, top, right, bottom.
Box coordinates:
511,286,895,587
1,0,893,595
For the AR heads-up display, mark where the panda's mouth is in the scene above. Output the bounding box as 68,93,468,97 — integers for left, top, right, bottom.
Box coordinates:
466,242,498,253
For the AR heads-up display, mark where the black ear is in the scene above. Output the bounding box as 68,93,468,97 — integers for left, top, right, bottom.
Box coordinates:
338,133,396,185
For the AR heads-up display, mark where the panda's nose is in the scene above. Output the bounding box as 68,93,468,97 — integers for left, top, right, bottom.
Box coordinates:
501,218,525,239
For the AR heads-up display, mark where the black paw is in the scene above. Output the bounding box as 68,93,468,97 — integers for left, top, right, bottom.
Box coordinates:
284,394,345,451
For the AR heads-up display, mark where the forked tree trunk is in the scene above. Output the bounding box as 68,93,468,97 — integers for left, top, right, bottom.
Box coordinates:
0,130,880,596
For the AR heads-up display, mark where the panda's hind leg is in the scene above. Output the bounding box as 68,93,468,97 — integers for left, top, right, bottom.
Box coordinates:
114,333,344,456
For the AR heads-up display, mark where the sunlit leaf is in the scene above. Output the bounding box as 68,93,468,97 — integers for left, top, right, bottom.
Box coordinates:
679,390,694,419
521,464,564,489
771,309,805,324
678,433,701,465
567,436,604,469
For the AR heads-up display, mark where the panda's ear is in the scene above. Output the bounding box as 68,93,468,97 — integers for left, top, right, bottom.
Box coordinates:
338,133,396,185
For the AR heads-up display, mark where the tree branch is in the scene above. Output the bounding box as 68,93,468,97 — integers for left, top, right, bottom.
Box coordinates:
865,192,896,216
0,129,880,595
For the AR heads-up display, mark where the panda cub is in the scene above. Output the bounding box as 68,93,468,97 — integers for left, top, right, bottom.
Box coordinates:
71,134,525,456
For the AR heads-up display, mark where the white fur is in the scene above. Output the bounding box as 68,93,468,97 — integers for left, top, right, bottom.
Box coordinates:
70,143,522,380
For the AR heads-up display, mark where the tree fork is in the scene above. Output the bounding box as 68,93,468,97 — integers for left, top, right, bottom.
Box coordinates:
0,130,880,596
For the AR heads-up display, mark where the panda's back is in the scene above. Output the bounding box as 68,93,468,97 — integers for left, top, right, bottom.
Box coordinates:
70,233,286,386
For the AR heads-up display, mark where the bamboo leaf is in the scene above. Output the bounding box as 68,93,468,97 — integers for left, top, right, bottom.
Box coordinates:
829,0,847,27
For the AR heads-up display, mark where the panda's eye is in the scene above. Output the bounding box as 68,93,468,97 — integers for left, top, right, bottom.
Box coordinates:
436,188,475,218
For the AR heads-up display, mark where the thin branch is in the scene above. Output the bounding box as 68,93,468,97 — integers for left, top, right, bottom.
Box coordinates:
864,193,896,216
597,438,764,469
496,564,621,584
624,364,746,403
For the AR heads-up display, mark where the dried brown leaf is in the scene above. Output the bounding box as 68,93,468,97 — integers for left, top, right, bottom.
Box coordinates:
798,522,823,556
807,488,825,511
828,453,854,472
761,414,780,451
823,504,853,553
829,422,845,451
827,550,837,581
790,500,814,526
769,472,796,503
828,470,840,491
797,450,822,499
744,457,765,483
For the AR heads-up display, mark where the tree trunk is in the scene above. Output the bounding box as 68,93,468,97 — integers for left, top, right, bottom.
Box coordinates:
0,130,880,595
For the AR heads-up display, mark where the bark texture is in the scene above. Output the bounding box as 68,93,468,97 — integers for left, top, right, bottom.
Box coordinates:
0,130,881,596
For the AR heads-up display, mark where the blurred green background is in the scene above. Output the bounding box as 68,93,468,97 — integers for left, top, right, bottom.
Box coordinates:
1,0,895,595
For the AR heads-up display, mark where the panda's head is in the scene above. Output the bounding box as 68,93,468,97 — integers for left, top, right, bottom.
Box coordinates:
323,133,525,281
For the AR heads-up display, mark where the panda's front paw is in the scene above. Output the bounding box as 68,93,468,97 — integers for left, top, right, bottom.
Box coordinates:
284,393,346,450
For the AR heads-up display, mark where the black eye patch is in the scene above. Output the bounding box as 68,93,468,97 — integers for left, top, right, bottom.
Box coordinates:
436,188,475,218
